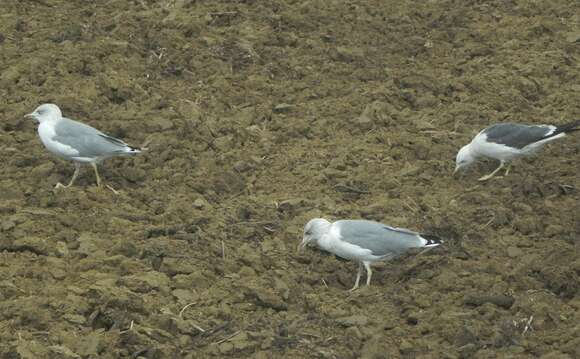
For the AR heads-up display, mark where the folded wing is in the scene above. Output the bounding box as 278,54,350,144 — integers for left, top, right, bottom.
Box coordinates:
336,220,428,257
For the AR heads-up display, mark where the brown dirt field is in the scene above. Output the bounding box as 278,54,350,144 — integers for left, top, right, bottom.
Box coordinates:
1,0,579,358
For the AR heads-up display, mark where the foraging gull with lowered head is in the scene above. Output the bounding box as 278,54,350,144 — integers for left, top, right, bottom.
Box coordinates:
298,218,442,291
454,120,580,181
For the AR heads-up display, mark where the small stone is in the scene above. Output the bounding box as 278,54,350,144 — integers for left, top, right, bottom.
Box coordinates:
458,343,478,357
230,332,253,350
49,345,80,359
123,168,146,183
273,103,293,113
110,241,138,257
151,117,174,131
245,286,288,311
50,267,67,280
233,160,254,173
398,164,421,177
55,241,70,257
328,158,346,170
173,272,212,290
121,271,171,293
172,289,197,303
218,342,234,354
399,339,414,355
0,219,15,232
514,218,539,235
277,198,305,213
192,198,206,209
512,202,533,213
345,326,364,340
64,314,86,325
336,315,369,327
356,114,374,130
238,266,257,278
507,246,523,258
77,233,103,258
73,332,104,357
161,258,198,275
178,335,192,348
544,224,564,237
464,294,514,309
335,46,364,62
455,326,478,346
213,135,233,151
322,168,347,179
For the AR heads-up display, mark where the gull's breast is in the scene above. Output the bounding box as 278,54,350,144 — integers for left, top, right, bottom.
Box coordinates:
38,122,79,159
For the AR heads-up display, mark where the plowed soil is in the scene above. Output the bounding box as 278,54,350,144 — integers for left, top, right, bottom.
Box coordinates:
1,0,579,358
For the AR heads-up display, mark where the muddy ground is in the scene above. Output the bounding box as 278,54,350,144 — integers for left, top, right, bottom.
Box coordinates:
1,0,579,358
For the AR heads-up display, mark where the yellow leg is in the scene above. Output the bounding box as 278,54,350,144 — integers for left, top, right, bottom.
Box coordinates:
55,163,81,189
91,162,101,187
364,262,373,286
504,163,511,177
349,263,363,292
478,161,505,181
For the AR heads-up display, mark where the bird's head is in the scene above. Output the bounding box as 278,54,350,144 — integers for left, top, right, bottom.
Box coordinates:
25,103,62,123
297,218,331,254
454,144,476,175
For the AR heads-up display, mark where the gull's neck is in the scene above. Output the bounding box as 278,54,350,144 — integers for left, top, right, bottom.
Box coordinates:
316,222,334,251
464,142,474,153
463,142,479,158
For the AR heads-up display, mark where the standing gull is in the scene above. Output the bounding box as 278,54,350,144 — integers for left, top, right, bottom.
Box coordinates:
455,121,580,181
25,103,141,189
297,218,442,291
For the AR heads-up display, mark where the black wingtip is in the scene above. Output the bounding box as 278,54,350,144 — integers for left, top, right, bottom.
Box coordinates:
556,120,580,135
421,234,443,246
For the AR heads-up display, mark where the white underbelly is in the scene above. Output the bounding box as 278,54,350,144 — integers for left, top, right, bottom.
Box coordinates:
331,240,384,263
474,139,521,161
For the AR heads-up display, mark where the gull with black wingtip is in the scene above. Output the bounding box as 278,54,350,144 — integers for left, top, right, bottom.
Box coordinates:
455,120,580,181
26,103,142,189
298,218,443,291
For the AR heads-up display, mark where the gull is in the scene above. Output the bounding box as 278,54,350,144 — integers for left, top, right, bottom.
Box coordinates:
25,103,141,189
297,218,442,291
455,120,580,181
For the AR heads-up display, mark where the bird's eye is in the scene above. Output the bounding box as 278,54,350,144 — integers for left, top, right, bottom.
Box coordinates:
305,230,312,236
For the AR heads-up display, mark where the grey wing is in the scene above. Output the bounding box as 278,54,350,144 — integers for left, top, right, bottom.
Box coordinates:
483,123,555,149
337,220,424,257
54,118,130,158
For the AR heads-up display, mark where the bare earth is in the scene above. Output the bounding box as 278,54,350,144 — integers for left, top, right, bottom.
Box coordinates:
0,0,579,358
